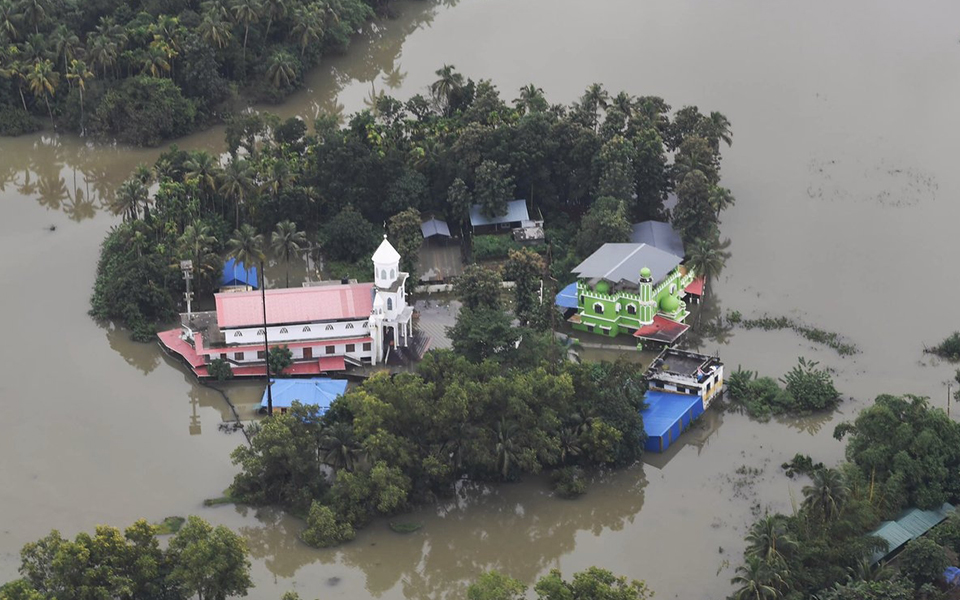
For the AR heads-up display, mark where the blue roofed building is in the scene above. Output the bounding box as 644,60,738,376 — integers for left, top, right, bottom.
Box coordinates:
221,258,258,291
261,378,349,414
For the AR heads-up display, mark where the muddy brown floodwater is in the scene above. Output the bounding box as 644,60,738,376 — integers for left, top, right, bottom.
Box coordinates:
3,1,960,598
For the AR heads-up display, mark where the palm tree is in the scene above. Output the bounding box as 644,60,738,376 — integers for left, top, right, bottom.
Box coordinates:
515,83,545,114
86,33,117,79
0,47,28,111
578,83,609,130
227,223,265,269
290,6,323,58
178,221,220,282
611,91,638,119
702,110,733,151
25,57,57,123
319,422,361,472
184,150,222,206
132,163,152,186
230,0,263,67
140,45,171,77
684,235,730,316
112,177,148,222
262,0,286,40
0,0,20,41
730,556,781,600
198,10,233,49
49,24,79,72
17,0,46,34
745,514,798,566
270,220,306,288
493,418,521,480
429,64,463,114
802,468,849,523
265,49,296,89
708,185,736,218
219,158,253,228
65,59,92,134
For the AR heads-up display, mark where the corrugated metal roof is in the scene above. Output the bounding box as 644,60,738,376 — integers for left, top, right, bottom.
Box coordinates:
572,243,682,285
469,199,529,227
869,503,955,564
421,218,451,238
555,282,578,308
222,258,258,288
641,390,703,438
629,221,685,258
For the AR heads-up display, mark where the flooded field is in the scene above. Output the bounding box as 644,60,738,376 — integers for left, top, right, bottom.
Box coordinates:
3,0,960,598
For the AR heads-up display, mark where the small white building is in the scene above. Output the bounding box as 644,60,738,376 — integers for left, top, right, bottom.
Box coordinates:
159,237,414,377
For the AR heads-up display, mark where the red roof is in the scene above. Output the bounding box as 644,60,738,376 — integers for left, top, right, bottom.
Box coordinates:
215,283,374,328
684,277,704,296
633,316,690,344
158,329,206,368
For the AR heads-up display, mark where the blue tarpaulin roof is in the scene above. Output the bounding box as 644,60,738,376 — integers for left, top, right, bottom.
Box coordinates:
261,378,348,410
641,390,704,439
222,258,258,288
555,282,578,309
421,218,452,238
469,199,529,227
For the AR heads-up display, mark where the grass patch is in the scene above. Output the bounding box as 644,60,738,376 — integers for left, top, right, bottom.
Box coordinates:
203,491,240,507
733,314,859,356
388,521,423,534
155,516,185,535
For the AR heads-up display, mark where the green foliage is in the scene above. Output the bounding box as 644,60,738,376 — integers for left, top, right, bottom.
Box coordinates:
155,515,186,535
208,358,234,381
929,331,960,361
816,579,914,600
388,207,422,280
268,345,293,375
456,264,503,310
90,77,197,146
738,315,860,356
448,306,520,362
0,105,41,135
575,196,630,257
472,235,534,261
551,466,587,499
781,357,841,412
897,538,948,589
504,247,545,327
322,205,377,263
727,358,841,419
931,512,960,555
301,501,355,548
474,160,514,219
534,567,654,600
467,571,527,600
165,516,252,600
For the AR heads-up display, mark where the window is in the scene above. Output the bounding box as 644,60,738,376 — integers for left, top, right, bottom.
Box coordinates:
302,326,311,332
593,302,604,315
346,344,355,352
362,342,371,352
345,323,354,329
279,327,288,334
325,324,334,331
234,331,242,337
303,347,313,359
669,283,676,295
381,269,387,280
257,350,266,360
325,346,335,355
362,322,369,329
387,298,393,311
257,329,265,336
235,352,244,361
390,268,395,279
220,353,227,360
579,295,584,304
627,304,637,315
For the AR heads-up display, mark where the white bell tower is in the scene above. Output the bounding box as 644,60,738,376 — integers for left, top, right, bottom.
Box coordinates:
369,236,412,363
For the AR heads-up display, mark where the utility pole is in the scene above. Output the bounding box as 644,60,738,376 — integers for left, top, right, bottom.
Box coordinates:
949,383,952,419
261,260,273,415
180,260,194,317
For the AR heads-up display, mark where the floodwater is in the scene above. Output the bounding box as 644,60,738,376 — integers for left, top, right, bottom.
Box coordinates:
3,0,960,598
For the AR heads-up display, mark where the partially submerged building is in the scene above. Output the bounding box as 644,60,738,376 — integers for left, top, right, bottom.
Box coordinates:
159,237,415,378
261,378,348,415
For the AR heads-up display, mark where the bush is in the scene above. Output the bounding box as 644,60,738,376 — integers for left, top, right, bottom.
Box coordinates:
208,359,234,381
90,77,197,146
782,357,840,411
301,502,355,548
931,512,960,556
0,106,42,136
930,332,960,361
473,235,544,261
551,466,587,498
728,359,840,419
897,538,948,589
268,346,293,376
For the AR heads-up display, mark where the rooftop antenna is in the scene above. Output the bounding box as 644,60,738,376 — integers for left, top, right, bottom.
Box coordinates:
180,260,194,317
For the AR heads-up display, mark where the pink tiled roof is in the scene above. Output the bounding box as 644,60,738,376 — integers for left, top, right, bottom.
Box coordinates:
215,283,374,328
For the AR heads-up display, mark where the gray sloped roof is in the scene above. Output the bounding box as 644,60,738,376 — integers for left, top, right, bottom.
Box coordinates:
469,199,529,227
421,218,451,238
572,243,682,285
630,220,685,258
869,503,955,564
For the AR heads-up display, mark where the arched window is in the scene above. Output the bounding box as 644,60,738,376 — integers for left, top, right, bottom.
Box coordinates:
390,268,395,279
627,304,637,315
256,329,265,336
345,323,354,329
234,331,242,337
669,283,676,295
593,303,604,315
302,326,311,332
279,327,288,334
362,322,369,329
387,298,393,311
325,324,334,331
380,269,387,280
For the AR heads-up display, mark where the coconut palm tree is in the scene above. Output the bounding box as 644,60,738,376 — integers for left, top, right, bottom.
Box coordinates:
86,33,117,79
270,220,306,288
112,177,148,222
430,64,463,114
25,57,57,123
493,418,521,480
140,45,171,77
178,221,221,282
731,556,781,600
50,24,79,72
219,158,253,228
265,49,296,89
515,83,545,114
65,59,92,134
0,0,20,41
290,5,323,58
230,0,263,66
0,47,28,111
262,0,287,40
684,234,730,317
184,150,222,207
745,514,798,566
227,223,265,269
708,185,736,218
802,468,849,523
319,421,361,472
198,10,233,49
17,0,46,34
702,110,733,151
578,82,609,130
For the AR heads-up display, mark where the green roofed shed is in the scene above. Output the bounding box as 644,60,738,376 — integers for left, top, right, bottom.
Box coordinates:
868,503,955,564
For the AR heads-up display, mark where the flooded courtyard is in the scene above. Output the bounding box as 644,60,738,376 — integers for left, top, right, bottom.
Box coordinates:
2,1,960,598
